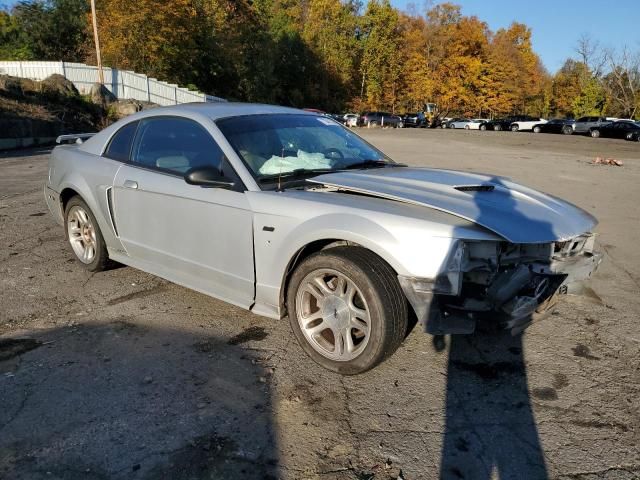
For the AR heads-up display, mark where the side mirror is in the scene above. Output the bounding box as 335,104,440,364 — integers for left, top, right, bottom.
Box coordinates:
184,166,235,189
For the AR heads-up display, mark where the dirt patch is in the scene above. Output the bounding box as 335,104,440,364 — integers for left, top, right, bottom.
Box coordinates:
228,326,268,345
106,286,166,306
532,387,558,401
572,343,601,360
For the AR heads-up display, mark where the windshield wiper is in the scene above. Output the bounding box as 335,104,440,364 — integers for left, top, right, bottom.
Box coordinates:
258,168,334,184
343,159,406,170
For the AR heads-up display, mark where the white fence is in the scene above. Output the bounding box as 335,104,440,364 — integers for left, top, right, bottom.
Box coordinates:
0,61,226,106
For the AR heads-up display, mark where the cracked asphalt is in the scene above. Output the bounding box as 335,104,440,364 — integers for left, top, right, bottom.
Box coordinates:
1,129,639,479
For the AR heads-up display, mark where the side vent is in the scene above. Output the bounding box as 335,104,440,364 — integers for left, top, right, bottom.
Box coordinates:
454,185,495,192
106,187,119,236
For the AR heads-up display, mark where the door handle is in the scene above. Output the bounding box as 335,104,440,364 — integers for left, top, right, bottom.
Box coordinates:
123,180,138,189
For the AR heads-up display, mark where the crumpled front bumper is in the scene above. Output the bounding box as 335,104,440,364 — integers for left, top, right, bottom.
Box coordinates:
398,246,604,336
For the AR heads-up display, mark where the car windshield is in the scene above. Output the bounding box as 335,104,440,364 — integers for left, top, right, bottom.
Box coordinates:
216,114,394,185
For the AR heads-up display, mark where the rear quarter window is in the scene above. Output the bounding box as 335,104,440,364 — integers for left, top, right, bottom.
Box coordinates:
104,121,138,162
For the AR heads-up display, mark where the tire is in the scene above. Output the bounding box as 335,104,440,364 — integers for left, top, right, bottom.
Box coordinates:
464,125,470,130
369,121,379,128
287,246,408,375
510,124,519,132
533,126,541,133
479,124,487,131
64,196,110,272
494,124,502,131
590,129,600,138
562,126,573,135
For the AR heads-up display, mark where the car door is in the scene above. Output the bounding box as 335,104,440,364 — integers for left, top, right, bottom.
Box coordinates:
112,115,255,309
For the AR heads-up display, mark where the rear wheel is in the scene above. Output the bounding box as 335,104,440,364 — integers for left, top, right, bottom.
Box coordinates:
510,124,519,132
464,125,470,130
562,125,573,135
590,129,600,138
287,246,407,374
64,196,110,272
494,124,502,131
479,124,487,131
532,126,541,133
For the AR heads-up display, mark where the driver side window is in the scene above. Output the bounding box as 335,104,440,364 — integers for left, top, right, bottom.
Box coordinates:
131,117,229,176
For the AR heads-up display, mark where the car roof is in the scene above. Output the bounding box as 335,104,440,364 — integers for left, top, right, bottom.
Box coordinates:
158,102,308,120
76,102,314,155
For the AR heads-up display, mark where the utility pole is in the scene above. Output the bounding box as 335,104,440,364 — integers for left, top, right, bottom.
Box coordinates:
90,0,104,85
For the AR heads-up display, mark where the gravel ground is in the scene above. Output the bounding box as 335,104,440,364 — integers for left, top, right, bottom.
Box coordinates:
1,129,639,480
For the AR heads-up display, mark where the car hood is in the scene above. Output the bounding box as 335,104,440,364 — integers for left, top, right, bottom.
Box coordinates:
308,167,597,243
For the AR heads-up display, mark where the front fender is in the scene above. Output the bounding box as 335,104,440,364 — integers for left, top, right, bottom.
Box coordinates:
252,211,459,313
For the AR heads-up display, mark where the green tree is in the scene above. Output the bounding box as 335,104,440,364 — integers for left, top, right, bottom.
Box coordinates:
359,0,401,111
10,0,89,61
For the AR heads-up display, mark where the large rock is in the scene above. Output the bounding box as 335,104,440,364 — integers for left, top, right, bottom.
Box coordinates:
114,100,141,117
41,74,78,97
89,82,117,106
0,75,38,96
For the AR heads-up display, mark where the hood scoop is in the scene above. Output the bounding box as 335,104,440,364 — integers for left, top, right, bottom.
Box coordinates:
454,185,495,192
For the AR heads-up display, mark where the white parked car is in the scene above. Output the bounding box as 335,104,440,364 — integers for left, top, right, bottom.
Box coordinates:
449,119,489,130
510,117,547,132
343,113,359,127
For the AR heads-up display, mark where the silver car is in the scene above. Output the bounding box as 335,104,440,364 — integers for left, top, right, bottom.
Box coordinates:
45,103,602,374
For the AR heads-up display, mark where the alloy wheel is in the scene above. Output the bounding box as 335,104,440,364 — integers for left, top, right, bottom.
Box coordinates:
67,205,97,264
295,269,371,362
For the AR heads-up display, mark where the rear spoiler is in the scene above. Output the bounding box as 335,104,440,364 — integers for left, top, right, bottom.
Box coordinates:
56,133,96,145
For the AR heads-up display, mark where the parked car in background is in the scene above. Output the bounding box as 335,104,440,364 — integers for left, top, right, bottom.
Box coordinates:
441,118,466,128
572,116,614,134
447,118,470,129
360,112,403,128
509,116,547,132
589,120,640,139
46,103,602,373
449,118,489,130
402,112,426,128
481,116,539,131
343,113,359,127
532,119,575,135
328,113,346,124
628,130,640,142
480,117,517,131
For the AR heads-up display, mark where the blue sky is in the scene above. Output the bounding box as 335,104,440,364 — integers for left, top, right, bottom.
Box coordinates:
2,0,638,73
391,0,640,72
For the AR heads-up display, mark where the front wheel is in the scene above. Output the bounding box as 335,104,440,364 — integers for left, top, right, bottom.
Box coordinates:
479,124,487,131
562,126,573,135
510,124,519,132
494,124,502,131
533,126,541,133
65,196,110,272
287,247,408,374
591,129,600,138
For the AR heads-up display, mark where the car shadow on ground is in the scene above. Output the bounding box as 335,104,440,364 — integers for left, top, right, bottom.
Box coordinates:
0,321,278,480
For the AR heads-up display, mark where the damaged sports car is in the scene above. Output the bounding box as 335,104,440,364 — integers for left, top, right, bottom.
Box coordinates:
45,103,602,374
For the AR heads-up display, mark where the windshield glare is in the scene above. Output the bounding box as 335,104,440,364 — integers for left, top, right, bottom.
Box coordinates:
216,114,390,184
